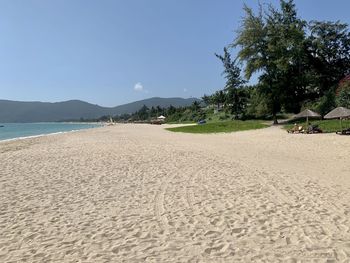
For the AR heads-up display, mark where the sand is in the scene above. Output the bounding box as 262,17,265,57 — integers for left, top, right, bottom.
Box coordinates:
1,124,350,262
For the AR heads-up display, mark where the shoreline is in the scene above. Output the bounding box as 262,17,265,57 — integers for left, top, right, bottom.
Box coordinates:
0,123,103,143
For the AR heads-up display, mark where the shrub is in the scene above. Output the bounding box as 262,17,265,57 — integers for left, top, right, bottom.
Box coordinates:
337,82,350,108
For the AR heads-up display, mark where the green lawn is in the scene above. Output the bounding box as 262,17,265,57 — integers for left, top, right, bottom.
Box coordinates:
284,119,350,133
165,121,195,124
166,120,268,134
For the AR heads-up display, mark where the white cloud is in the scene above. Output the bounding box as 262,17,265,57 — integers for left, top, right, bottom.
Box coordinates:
134,82,144,92
183,88,188,92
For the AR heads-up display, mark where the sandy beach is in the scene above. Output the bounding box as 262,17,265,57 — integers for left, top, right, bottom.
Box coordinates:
1,124,350,262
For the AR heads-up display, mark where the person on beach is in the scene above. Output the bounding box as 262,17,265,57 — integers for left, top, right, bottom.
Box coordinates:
288,123,304,133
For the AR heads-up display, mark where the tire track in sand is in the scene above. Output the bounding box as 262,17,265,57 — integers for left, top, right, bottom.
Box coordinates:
153,163,177,234
184,162,214,214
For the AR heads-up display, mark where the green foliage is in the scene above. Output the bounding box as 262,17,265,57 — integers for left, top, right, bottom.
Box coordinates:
245,87,271,118
317,90,337,117
219,114,231,121
166,120,268,134
98,115,110,122
214,48,250,119
233,0,308,123
307,21,350,96
337,82,350,108
215,47,246,90
225,0,350,121
111,102,204,123
201,94,211,106
233,4,267,80
137,105,149,120
301,89,336,117
211,90,226,108
191,101,201,111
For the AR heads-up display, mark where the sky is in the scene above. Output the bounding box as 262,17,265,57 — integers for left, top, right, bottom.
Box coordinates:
0,0,350,107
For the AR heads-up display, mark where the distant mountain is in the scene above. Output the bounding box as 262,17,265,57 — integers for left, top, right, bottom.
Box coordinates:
0,97,200,122
112,97,200,114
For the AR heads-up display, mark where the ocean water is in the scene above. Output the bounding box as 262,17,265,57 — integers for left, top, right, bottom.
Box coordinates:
0,123,101,141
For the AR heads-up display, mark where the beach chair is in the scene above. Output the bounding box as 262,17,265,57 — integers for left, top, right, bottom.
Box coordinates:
287,124,304,134
336,128,350,135
306,124,323,134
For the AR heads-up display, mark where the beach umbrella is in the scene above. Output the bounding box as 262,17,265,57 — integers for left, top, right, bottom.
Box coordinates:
324,107,350,119
293,109,321,128
324,107,350,131
157,115,166,123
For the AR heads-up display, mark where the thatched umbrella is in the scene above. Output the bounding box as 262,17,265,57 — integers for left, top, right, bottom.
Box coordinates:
293,109,321,129
324,107,350,131
324,107,350,119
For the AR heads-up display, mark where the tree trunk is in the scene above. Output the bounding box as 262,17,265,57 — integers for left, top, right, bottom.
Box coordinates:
272,97,279,125
273,113,278,125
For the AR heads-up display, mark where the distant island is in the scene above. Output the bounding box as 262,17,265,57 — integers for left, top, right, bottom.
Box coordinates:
0,97,199,123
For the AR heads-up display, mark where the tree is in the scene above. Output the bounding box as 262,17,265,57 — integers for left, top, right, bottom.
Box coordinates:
167,105,177,115
337,82,350,108
227,87,250,119
191,101,201,112
234,0,307,123
99,115,110,122
306,21,350,97
245,85,271,118
215,47,246,91
215,47,247,118
201,94,211,106
150,106,157,118
317,89,336,117
137,105,149,120
211,90,226,109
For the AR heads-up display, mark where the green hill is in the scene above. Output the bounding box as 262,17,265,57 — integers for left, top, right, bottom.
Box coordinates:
0,97,200,122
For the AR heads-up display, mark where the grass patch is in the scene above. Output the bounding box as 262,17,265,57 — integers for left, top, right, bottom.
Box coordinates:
166,120,268,134
284,119,350,133
206,112,232,123
166,121,195,124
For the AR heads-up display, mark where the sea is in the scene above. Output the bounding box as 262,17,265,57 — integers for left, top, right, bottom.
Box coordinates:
0,123,101,142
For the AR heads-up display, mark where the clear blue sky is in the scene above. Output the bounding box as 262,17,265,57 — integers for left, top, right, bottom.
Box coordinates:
1,0,349,106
